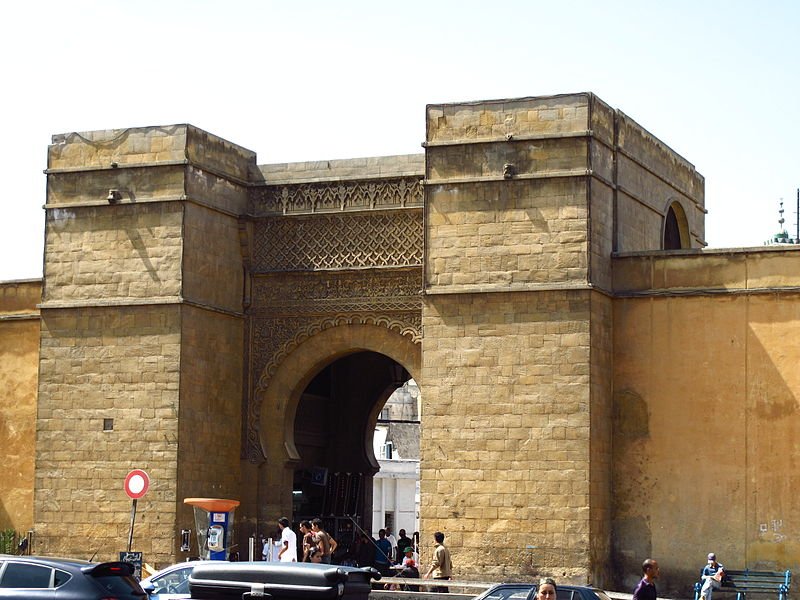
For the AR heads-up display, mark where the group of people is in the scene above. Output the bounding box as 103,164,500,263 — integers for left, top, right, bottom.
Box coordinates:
272,523,726,600
270,517,338,564
267,520,453,593
631,552,725,600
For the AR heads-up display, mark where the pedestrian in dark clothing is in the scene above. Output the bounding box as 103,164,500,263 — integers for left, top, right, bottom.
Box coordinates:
355,532,376,568
632,558,659,600
374,529,393,576
397,529,413,558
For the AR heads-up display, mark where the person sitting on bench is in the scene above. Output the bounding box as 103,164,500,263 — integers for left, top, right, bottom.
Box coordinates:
700,552,726,600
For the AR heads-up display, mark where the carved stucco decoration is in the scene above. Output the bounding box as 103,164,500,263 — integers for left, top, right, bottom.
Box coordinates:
252,177,423,216
251,269,422,314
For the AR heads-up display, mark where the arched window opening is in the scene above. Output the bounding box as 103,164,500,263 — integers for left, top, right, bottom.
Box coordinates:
663,201,689,250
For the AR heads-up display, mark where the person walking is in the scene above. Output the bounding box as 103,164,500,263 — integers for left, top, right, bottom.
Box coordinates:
385,526,398,563
276,517,297,562
424,531,453,593
299,520,318,562
632,558,659,600
311,518,337,564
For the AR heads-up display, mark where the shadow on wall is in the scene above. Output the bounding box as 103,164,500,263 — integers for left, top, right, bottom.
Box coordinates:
611,298,800,596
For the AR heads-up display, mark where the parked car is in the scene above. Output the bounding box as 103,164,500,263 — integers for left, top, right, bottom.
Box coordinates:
0,554,146,600
140,560,215,598
475,583,613,600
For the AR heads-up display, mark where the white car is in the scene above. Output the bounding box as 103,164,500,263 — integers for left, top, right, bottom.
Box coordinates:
140,560,216,598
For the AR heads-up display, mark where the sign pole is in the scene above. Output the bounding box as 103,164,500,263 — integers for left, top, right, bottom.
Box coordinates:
128,498,137,552
123,470,149,554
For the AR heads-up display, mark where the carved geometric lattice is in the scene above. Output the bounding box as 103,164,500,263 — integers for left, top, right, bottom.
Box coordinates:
252,210,423,272
253,177,423,216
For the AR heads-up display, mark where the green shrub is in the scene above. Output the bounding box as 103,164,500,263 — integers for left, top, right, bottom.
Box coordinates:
0,529,19,554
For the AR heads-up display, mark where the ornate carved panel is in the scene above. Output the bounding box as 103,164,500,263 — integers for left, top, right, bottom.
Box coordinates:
251,210,423,272
245,268,422,463
251,269,421,314
252,177,423,216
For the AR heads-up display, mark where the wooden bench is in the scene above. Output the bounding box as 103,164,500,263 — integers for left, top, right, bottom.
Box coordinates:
693,569,791,600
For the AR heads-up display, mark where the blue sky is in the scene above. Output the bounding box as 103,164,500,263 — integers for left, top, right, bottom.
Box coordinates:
1,0,798,280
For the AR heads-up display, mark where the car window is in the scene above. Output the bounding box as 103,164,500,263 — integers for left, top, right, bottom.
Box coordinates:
53,570,72,587
0,562,53,588
91,574,144,598
152,567,193,594
483,586,535,600
557,590,576,600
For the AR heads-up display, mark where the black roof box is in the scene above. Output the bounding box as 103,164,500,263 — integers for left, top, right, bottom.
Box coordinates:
188,562,379,600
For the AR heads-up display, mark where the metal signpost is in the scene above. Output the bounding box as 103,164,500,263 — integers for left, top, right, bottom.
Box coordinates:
123,469,150,552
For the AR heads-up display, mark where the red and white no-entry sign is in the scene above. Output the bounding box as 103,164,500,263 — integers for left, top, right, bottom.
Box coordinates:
124,470,150,499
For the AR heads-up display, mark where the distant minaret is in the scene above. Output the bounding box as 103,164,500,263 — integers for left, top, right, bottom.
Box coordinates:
766,199,798,245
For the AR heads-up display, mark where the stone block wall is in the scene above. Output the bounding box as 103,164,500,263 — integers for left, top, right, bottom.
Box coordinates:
35,305,182,561
182,202,244,312
420,290,593,580
426,178,589,289
0,280,41,532
425,94,595,293
589,293,613,586
43,203,183,304
614,113,705,251
175,306,243,556
588,98,615,291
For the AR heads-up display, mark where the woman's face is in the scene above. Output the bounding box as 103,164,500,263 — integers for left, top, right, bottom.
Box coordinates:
537,584,557,600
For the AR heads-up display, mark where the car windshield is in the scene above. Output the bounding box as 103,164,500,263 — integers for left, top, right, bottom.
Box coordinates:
151,566,194,594
481,585,535,600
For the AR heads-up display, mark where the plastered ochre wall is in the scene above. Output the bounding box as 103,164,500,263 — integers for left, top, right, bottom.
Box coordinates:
0,281,40,533
612,248,800,596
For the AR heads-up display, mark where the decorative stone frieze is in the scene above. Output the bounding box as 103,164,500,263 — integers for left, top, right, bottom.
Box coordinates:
252,177,423,216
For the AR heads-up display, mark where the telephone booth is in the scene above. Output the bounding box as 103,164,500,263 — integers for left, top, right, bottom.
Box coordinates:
183,498,240,560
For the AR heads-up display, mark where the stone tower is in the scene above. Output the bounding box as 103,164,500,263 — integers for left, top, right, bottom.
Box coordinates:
420,93,703,582
36,126,254,559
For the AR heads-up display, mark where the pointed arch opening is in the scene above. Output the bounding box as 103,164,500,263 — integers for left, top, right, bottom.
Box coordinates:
663,200,690,249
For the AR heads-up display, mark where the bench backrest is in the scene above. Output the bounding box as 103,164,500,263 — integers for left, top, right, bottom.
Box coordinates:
721,570,791,592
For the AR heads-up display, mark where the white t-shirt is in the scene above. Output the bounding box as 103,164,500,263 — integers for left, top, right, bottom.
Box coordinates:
280,527,298,562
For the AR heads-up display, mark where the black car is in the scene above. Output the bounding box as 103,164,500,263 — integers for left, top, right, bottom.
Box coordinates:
0,555,147,600
475,583,613,600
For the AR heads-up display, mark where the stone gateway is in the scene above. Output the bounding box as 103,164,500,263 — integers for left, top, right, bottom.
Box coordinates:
1,93,799,595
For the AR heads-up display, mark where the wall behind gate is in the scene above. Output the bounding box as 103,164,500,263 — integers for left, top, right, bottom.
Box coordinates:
612,248,800,595
0,281,40,534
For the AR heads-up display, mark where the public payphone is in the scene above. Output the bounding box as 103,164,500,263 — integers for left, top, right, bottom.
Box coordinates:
183,498,240,560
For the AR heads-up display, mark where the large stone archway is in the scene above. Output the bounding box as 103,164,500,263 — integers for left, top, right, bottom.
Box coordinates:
249,322,421,531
